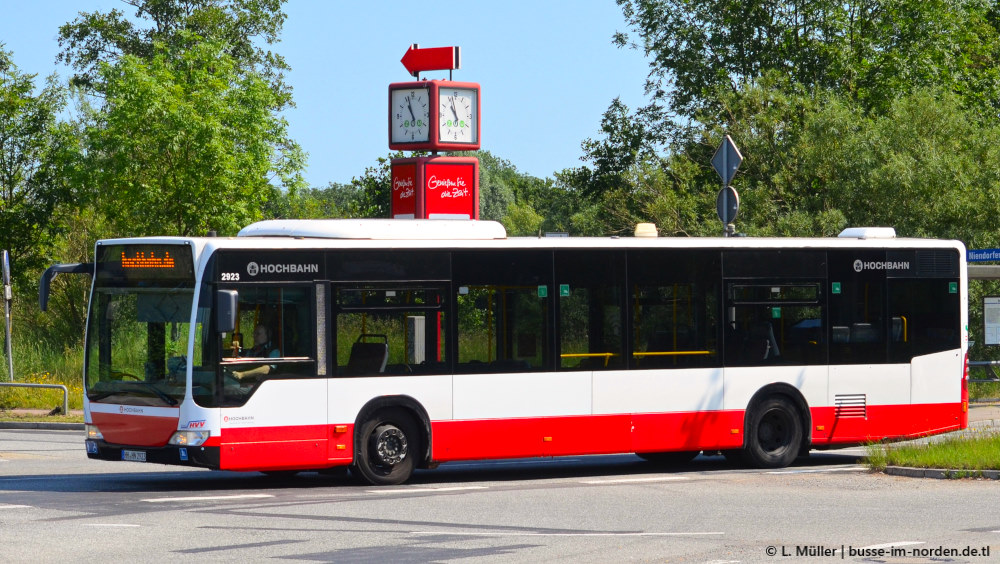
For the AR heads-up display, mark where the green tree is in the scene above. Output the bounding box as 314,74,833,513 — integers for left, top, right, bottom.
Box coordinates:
348,153,402,219
282,182,356,219
565,1,1000,240
83,36,302,236
57,0,291,108
615,0,1000,127
0,47,76,286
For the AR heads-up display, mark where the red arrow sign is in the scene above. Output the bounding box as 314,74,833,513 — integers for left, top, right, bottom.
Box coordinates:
401,44,461,77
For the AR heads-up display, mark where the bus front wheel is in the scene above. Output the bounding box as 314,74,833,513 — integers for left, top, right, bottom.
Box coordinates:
353,408,419,486
744,397,802,469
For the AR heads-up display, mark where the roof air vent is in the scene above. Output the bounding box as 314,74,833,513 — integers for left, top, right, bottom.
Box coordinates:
838,227,896,239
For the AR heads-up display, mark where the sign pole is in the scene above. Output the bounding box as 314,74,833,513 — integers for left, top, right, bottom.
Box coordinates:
721,148,729,238
2,251,12,381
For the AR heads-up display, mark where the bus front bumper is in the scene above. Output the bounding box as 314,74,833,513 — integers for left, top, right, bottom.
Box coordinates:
85,439,220,469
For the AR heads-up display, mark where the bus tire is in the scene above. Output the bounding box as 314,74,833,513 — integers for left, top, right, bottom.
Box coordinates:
353,408,419,486
744,396,802,469
637,451,699,465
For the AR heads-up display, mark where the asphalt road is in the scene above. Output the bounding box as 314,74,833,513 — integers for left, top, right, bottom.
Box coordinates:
1,428,998,563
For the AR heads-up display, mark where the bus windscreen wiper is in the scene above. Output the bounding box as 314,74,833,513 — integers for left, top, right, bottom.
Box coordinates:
88,381,179,406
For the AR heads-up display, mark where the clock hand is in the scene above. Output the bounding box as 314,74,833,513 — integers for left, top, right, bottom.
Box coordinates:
450,97,460,121
406,96,416,122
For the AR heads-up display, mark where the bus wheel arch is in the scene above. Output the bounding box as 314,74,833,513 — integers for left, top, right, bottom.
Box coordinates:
352,396,432,485
741,384,811,469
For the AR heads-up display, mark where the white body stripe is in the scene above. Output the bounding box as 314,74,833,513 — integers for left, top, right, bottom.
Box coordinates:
453,372,591,419
911,349,962,404
594,369,724,414
724,366,829,410
223,353,962,425
223,379,327,428
830,364,909,406
330,375,453,422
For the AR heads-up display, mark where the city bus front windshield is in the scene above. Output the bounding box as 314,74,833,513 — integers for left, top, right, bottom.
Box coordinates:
85,288,200,407
83,242,201,407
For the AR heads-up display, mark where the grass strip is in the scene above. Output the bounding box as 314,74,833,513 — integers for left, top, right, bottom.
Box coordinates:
866,430,1000,472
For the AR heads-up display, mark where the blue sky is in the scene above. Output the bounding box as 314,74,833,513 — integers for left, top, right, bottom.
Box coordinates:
1,1,651,188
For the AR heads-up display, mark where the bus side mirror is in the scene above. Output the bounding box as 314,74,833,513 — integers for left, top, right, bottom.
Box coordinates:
216,290,238,333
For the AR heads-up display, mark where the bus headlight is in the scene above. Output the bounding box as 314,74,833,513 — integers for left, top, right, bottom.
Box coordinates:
168,431,210,446
86,424,104,440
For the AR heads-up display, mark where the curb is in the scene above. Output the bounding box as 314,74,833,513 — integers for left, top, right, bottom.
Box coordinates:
0,421,84,431
885,466,1000,480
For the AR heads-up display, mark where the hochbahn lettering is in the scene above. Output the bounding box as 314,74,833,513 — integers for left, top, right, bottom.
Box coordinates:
853,259,911,272
247,262,319,276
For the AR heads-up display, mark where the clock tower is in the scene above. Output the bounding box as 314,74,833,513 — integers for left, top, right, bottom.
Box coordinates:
388,45,481,220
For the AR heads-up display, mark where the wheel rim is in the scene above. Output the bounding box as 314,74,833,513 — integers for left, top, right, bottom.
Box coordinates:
372,426,408,466
758,408,792,454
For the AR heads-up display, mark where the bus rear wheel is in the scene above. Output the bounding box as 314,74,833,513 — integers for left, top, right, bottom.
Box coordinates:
353,408,419,486
744,397,802,469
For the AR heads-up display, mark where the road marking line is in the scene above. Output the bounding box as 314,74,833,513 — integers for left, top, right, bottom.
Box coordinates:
82,524,141,528
766,466,865,474
857,541,924,550
0,504,33,509
367,486,488,494
142,494,274,503
410,531,723,537
580,476,690,484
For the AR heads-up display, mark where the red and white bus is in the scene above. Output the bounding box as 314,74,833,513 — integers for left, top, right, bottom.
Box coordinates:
41,220,969,485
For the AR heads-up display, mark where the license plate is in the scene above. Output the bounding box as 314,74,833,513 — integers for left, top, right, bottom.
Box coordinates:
122,450,147,462
85,440,98,454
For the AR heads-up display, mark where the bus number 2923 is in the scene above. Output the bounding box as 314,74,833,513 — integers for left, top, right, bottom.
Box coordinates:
221,272,240,281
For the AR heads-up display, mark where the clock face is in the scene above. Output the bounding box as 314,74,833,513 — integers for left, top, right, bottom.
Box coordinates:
390,88,430,143
439,88,478,144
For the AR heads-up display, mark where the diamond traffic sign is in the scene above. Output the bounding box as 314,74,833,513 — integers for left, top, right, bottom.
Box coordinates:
712,135,743,186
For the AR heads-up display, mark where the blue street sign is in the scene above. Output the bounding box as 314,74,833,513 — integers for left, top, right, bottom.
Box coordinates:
968,249,1000,262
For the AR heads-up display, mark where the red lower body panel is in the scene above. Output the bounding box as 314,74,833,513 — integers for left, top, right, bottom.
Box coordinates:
209,402,962,471
430,410,746,462
219,424,330,471
810,402,963,445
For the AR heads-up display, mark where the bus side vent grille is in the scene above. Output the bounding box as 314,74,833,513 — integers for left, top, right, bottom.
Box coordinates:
916,251,957,276
835,394,867,419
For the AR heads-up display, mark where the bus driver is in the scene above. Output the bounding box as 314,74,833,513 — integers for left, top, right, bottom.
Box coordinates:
233,324,280,381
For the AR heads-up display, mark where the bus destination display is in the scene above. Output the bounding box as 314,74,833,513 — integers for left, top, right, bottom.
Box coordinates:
121,250,176,269
96,244,194,286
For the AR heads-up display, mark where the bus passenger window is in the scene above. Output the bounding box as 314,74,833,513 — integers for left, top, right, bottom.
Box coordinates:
453,250,553,374
334,287,447,376
456,285,542,372
628,250,721,370
556,251,624,371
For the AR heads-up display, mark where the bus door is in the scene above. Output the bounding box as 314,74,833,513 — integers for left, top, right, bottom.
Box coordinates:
212,249,327,471
826,250,894,441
